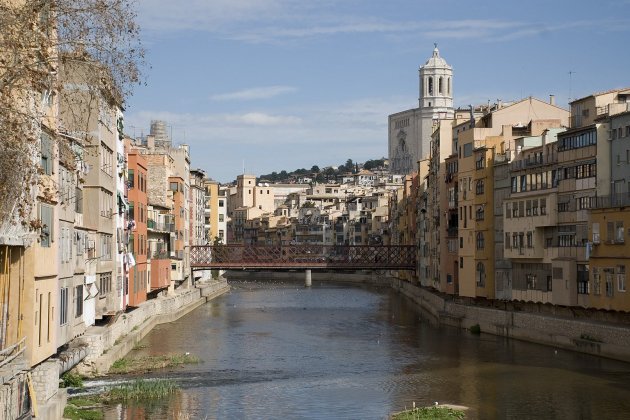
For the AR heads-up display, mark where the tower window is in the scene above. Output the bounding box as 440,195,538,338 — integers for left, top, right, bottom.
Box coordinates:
448,77,451,95
439,77,443,94
428,77,433,95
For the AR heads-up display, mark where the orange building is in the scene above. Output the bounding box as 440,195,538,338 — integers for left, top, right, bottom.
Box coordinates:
126,145,148,307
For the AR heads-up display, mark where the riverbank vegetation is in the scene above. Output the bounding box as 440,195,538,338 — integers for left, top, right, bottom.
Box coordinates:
392,406,466,420
109,353,200,374
63,379,178,419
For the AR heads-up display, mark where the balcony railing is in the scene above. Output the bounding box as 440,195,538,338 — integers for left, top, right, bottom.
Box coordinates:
594,193,630,209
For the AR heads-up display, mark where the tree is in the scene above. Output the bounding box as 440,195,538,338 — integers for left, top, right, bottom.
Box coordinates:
311,165,320,173
0,0,145,230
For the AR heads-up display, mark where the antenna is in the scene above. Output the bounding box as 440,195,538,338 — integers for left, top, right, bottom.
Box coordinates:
568,71,575,103
242,160,245,175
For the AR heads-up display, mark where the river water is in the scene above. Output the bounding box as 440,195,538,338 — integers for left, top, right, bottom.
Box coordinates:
96,279,630,419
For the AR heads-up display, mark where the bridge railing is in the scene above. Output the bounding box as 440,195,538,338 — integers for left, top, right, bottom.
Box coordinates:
190,244,416,270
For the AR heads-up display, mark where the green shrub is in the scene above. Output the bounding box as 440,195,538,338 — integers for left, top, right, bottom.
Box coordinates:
392,406,465,420
103,379,178,402
61,372,84,388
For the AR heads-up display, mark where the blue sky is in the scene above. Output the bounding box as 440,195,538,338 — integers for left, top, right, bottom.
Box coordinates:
125,0,630,183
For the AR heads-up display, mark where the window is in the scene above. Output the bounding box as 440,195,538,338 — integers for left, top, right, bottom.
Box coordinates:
428,77,433,95
476,262,485,287
475,153,485,169
506,203,511,219
100,143,113,176
438,77,443,94
505,232,510,249
128,169,135,188
219,214,224,222
526,274,537,290
577,196,594,210
100,189,113,218
616,221,625,243
476,232,485,250
577,265,589,294
476,206,484,221
99,273,112,296
511,177,518,193
526,232,533,248
39,204,54,247
606,269,614,297
75,285,83,317
40,132,53,175
60,287,68,326
592,267,601,295
100,234,112,260
618,265,626,292
592,222,600,244
476,180,485,195
75,187,83,214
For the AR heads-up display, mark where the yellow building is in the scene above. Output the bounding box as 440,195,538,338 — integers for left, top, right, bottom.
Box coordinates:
204,180,220,242
456,97,569,298
588,206,630,311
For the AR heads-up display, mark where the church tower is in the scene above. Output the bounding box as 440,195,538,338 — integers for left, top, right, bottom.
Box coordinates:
419,44,454,114
388,45,454,175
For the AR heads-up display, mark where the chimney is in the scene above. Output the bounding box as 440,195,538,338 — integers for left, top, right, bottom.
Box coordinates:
549,94,556,106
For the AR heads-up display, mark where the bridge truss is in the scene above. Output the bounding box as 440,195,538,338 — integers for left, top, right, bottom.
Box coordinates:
190,244,417,271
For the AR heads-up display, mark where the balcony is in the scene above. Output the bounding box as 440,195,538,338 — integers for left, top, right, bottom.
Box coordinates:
594,193,630,209
147,218,176,233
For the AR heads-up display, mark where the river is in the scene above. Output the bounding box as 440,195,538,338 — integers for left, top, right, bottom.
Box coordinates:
93,278,630,419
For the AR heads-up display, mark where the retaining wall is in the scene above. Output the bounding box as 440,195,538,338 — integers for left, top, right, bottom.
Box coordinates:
391,279,630,363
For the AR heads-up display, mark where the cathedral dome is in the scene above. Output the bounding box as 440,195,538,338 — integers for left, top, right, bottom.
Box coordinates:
423,44,451,69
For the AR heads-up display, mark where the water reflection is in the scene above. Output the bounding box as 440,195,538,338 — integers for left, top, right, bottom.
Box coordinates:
97,279,630,419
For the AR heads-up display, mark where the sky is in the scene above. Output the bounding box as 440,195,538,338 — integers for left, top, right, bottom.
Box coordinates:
125,0,630,183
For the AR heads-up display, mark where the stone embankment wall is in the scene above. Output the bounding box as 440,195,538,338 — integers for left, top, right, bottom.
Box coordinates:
77,280,229,376
226,270,630,363
391,279,630,363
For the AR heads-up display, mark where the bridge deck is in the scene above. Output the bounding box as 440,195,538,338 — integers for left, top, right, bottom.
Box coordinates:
191,244,416,271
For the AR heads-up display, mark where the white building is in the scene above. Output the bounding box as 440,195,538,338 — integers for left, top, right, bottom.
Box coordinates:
388,45,454,174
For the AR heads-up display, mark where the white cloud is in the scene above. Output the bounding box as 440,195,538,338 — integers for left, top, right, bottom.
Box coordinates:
234,112,301,126
210,86,297,101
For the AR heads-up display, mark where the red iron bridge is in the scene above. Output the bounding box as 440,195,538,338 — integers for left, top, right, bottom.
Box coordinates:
190,244,417,271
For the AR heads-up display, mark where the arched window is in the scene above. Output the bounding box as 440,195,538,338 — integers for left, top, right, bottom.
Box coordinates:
439,77,443,94
428,77,433,95
448,77,451,95
476,262,486,287
476,232,485,250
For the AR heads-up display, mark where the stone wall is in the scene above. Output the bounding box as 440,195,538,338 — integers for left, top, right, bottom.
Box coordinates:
392,280,630,363
0,371,30,420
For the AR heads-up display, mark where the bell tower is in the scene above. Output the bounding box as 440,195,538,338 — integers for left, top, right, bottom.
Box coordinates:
419,44,454,113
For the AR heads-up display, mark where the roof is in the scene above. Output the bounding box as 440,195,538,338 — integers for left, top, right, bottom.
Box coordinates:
570,87,630,104
421,45,451,69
